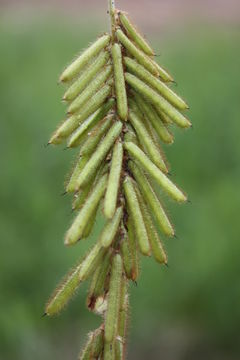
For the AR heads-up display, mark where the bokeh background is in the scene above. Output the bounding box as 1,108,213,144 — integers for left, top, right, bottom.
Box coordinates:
1,0,240,359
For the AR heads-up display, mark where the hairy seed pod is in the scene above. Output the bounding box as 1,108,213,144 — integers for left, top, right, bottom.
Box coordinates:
125,142,187,203
135,186,167,264
73,162,108,210
125,57,188,110
49,85,112,143
133,91,173,144
129,161,174,237
87,250,112,308
68,98,115,148
116,277,129,359
105,254,123,343
128,100,168,173
155,107,173,125
152,61,174,83
119,12,154,56
72,182,92,211
120,228,134,280
100,207,123,248
141,114,169,172
67,65,112,115
87,269,100,309
79,243,106,281
65,174,108,246
60,34,111,82
103,342,116,360
82,208,97,239
66,154,91,193
116,29,159,76
112,44,128,121
104,141,123,219
79,328,104,360
124,128,138,145
91,328,104,358
80,116,113,156
75,122,123,190
125,73,191,128
127,216,139,281
79,333,92,360
123,176,151,256
115,340,124,360
64,51,110,101
118,277,129,336
45,262,81,316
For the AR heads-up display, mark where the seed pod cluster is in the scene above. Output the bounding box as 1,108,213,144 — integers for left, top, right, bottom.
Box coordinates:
46,1,191,359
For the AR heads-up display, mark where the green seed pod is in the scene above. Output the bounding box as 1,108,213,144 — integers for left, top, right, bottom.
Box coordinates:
104,141,123,219
87,269,99,308
124,127,138,145
79,328,104,360
68,98,115,149
82,208,97,239
155,107,173,125
115,340,124,360
60,34,111,82
45,262,81,316
91,328,104,358
120,227,134,280
116,29,159,76
118,277,129,336
66,154,91,193
127,217,139,281
125,73,191,128
133,91,174,144
119,13,154,56
100,207,123,248
75,121,123,190
142,115,169,172
78,243,106,282
49,84,112,144
116,277,129,359
65,174,108,246
123,176,151,256
105,254,123,343
128,101,168,173
119,276,128,312
125,57,188,110
64,51,110,101
73,160,108,211
80,116,113,156
79,333,92,360
129,161,174,237
135,186,167,265
112,43,128,121
67,65,112,115
125,142,187,203
153,61,174,83
87,250,112,308
103,342,116,360
72,182,92,211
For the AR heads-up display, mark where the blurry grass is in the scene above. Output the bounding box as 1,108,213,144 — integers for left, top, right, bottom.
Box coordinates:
0,18,240,360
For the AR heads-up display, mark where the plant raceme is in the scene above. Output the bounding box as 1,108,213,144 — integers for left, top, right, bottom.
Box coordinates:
45,1,191,359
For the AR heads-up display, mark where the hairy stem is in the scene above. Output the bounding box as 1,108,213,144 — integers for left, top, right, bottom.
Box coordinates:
108,0,116,38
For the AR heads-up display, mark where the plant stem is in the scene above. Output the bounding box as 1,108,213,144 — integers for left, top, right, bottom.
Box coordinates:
108,0,116,38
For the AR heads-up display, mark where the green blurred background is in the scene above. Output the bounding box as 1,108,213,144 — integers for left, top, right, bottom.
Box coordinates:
0,1,240,359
